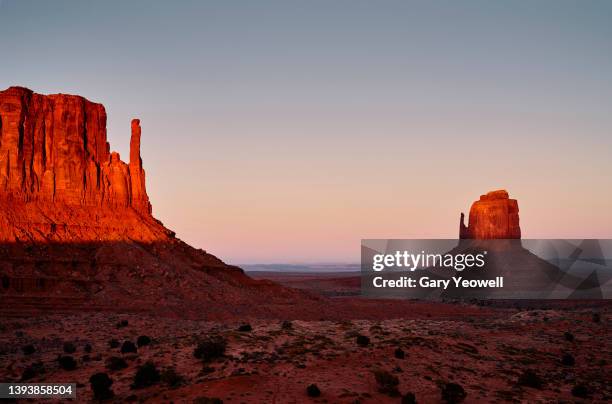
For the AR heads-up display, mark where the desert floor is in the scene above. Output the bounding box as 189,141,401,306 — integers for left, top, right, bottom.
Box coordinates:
1,300,610,403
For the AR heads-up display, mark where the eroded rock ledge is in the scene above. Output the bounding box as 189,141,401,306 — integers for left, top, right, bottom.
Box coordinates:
0,86,150,214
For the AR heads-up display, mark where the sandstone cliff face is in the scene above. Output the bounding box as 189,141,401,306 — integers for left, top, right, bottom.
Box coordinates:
0,86,150,214
0,87,321,317
460,190,521,239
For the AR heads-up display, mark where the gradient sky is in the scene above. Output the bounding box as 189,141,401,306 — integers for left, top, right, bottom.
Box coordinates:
1,0,611,264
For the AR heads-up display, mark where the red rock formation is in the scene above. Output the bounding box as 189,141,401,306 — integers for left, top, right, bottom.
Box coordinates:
0,86,150,213
0,87,324,317
129,119,151,214
460,190,521,239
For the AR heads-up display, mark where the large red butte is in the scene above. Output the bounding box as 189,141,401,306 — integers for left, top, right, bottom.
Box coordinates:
0,86,150,214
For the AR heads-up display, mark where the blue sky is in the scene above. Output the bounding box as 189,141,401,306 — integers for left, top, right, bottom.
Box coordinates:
1,1,611,263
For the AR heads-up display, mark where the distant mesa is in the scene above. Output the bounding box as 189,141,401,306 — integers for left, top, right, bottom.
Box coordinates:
459,189,521,239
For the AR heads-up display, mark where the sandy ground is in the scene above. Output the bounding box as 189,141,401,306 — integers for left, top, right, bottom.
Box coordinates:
247,271,361,297
1,304,609,403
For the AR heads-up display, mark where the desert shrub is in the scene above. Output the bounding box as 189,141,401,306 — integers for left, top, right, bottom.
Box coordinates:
281,320,293,330
161,367,184,387
237,323,252,332
106,356,128,371
561,353,575,366
306,384,321,397
374,370,400,396
571,383,589,398
592,312,601,323
356,334,370,347
57,355,77,371
90,372,114,400
109,339,120,349
84,343,92,353
121,341,138,354
564,331,574,342
116,320,129,328
137,335,151,347
394,348,405,359
21,361,45,381
193,398,223,404
63,342,77,354
193,337,227,362
517,369,542,389
22,344,36,355
132,362,160,389
401,392,416,404
441,382,467,403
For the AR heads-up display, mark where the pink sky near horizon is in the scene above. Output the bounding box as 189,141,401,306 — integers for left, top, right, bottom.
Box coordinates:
146,118,611,264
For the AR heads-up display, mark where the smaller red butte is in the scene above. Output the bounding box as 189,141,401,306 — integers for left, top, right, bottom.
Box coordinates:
460,189,521,239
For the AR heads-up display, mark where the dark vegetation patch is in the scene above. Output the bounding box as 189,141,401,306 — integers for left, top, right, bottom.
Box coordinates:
193,398,224,404
401,392,416,404
561,353,575,366
121,341,138,354
517,370,543,389
356,334,370,347
63,342,76,354
441,382,467,403
132,362,160,389
57,355,77,371
106,356,128,371
21,361,45,381
90,372,114,400
194,337,227,362
571,384,589,398
160,367,184,388
306,383,321,397
137,335,151,347
22,344,36,355
373,369,400,396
